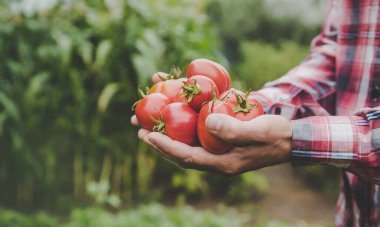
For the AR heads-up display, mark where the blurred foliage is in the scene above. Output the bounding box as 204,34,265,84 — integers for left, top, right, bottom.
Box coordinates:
293,166,340,201
205,172,268,205
237,41,309,90
0,203,333,226
0,0,225,209
0,0,338,220
207,0,321,68
0,204,250,227
0,207,58,227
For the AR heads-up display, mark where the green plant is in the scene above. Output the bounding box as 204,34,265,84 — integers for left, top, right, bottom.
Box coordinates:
237,41,309,90
207,0,320,69
65,203,250,227
0,208,58,227
0,0,222,209
0,203,251,227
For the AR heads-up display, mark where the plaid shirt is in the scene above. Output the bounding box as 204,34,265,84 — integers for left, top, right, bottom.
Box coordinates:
254,0,380,226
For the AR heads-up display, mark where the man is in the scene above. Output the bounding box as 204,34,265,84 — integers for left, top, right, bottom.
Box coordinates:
132,0,380,225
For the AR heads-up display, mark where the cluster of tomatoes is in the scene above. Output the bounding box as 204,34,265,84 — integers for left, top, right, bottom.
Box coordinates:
133,59,264,154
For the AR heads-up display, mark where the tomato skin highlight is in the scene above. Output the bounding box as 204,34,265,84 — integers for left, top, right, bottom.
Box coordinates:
160,103,198,146
135,93,171,131
186,59,231,94
181,75,219,111
149,78,186,102
197,100,234,154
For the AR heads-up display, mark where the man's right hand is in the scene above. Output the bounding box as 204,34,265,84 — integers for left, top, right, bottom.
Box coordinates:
131,72,292,175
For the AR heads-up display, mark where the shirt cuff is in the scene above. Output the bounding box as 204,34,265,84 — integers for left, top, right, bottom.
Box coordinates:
252,87,300,119
291,116,358,167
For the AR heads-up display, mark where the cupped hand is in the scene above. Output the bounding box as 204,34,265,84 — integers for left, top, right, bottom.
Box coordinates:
131,71,292,174
135,113,292,175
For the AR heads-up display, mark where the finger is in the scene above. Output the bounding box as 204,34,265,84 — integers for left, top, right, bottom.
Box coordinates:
152,72,168,83
137,128,150,140
205,113,261,144
131,115,139,126
146,132,225,171
138,129,160,151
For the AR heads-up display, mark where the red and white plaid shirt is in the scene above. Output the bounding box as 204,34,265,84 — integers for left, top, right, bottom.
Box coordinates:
254,0,380,226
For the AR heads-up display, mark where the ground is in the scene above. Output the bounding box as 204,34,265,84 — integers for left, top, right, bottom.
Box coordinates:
252,164,337,226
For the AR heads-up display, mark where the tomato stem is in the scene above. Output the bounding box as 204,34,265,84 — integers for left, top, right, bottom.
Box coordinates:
233,89,257,113
211,87,218,101
132,85,150,110
160,66,182,80
137,85,147,98
150,108,166,133
181,80,201,102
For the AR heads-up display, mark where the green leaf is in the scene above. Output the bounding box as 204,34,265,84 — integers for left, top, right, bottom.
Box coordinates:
79,41,93,65
97,83,120,113
24,72,50,104
0,112,8,136
52,30,73,66
95,39,112,68
0,91,20,122
10,128,23,151
132,29,165,85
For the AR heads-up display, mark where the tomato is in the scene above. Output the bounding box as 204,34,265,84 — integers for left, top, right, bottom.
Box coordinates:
221,89,264,121
186,59,231,94
181,75,219,111
197,100,234,154
134,93,171,131
149,78,186,102
149,67,186,102
152,103,198,146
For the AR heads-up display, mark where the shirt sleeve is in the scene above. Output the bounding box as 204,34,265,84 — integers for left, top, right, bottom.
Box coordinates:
252,0,339,119
251,1,380,183
291,108,380,184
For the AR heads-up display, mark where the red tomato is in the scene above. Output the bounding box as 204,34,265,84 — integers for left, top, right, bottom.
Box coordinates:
197,100,234,154
220,89,244,105
221,89,264,121
186,59,231,94
181,75,219,111
134,93,171,131
149,78,186,102
153,103,198,146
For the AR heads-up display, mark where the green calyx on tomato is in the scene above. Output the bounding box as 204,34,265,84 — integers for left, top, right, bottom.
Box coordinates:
181,80,201,102
149,110,166,134
199,87,218,110
233,89,258,113
158,66,182,81
149,103,198,146
131,85,150,110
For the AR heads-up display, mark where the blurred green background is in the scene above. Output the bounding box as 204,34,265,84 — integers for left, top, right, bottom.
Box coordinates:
0,0,338,226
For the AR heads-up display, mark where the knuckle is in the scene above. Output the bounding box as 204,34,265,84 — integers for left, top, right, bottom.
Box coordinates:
222,166,238,176
180,153,194,168
219,160,240,176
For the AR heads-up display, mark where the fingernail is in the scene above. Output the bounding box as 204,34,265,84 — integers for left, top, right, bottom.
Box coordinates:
206,115,220,131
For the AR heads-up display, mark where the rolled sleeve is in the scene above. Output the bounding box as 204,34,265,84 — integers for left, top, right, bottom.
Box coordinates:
291,116,358,167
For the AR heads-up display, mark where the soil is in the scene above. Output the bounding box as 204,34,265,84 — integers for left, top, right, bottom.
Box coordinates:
252,164,337,226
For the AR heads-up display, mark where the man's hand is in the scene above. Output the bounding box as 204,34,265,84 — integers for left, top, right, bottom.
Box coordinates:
131,113,292,175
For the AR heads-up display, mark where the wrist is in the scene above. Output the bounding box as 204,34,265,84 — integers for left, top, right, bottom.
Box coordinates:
279,119,293,163
265,115,292,165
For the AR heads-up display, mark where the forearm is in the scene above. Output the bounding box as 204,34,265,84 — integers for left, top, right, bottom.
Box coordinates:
291,109,380,184
253,0,338,120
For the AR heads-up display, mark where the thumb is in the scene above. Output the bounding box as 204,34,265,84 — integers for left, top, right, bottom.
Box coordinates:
205,113,257,144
